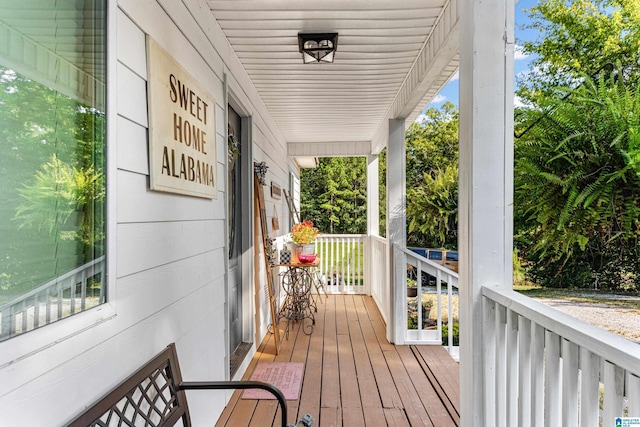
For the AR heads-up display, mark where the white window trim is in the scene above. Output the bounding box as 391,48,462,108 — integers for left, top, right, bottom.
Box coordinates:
0,0,117,368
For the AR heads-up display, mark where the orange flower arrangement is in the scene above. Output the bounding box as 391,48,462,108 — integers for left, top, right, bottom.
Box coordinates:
291,220,319,244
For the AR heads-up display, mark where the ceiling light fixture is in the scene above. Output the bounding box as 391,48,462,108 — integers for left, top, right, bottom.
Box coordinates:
298,32,338,64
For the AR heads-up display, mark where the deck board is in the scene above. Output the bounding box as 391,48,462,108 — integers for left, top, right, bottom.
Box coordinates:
345,296,387,427
296,301,324,424
216,295,459,427
356,297,404,410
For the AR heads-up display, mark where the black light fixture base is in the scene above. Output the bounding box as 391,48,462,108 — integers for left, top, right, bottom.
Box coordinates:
298,32,338,64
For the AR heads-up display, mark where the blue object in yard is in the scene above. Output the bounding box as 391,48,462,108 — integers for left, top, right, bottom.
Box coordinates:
408,247,427,258
409,247,458,262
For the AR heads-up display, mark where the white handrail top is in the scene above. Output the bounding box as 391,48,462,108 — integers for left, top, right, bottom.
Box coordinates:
483,286,640,375
399,246,459,280
317,234,367,239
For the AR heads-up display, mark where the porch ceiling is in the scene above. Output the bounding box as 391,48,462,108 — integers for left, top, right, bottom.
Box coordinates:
207,0,459,153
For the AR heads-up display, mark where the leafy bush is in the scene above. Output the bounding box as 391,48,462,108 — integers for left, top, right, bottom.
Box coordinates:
515,67,640,290
441,322,459,346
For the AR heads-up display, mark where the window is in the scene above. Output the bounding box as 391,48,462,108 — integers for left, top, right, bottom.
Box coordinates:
0,1,107,341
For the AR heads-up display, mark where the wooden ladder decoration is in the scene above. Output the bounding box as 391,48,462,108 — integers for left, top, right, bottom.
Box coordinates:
283,189,300,224
254,162,281,354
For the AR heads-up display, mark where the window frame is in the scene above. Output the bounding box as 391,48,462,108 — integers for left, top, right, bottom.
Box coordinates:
0,0,117,366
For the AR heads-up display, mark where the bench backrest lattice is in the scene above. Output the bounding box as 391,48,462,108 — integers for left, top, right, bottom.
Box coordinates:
66,343,298,427
67,345,189,426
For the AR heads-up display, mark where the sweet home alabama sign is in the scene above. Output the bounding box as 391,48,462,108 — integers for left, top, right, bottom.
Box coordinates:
146,36,217,199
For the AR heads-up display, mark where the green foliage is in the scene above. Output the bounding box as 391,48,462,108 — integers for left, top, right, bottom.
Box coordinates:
378,148,387,237
0,66,105,293
514,1,640,290
515,69,640,290
407,166,458,249
405,103,459,248
406,103,459,189
300,157,367,234
15,154,105,249
441,322,459,346
518,0,640,103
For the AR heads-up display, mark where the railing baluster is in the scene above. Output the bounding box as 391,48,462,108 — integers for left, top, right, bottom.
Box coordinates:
506,310,519,426
435,268,441,339
329,237,334,289
544,331,561,427
447,276,453,351
70,277,76,314
496,304,508,427
603,361,625,426
628,373,640,417
417,258,423,337
357,238,362,290
483,297,497,427
57,284,63,320
20,300,27,333
80,268,88,311
34,294,40,328
531,323,545,426
347,237,352,290
561,339,579,426
579,348,600,427
518,316,532,427
318,239,324,288
1,307,9,339
10,305,17,335
46,288,52,324
340,237,345,292
356,236,359,289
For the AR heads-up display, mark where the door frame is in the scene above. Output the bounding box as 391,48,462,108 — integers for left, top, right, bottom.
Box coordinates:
225,86,254,379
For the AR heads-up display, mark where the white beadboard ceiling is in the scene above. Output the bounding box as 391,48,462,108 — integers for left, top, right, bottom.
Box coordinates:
207,0,459,154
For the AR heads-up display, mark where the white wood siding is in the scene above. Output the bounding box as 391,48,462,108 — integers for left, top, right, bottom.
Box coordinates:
0,1,290,425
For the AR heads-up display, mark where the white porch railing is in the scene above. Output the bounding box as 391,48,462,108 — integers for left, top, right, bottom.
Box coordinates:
315,234,366,294
0,256,106,341
369,235,390,326
399,246,459,353
483,286,640,426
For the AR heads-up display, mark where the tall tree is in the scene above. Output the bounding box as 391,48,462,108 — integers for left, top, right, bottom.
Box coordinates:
518,0,640,103
300,157,367,234
514,0,640,290
407,165,458,249
406,103,459,188
405,103,459,248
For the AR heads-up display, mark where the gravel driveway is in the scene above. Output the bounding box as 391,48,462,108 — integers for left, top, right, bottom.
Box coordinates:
536,297,640,344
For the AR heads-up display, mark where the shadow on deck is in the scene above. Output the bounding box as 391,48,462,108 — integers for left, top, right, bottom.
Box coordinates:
216,295,460,426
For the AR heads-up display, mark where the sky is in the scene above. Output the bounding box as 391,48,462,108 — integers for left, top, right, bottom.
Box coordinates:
417,0,538,121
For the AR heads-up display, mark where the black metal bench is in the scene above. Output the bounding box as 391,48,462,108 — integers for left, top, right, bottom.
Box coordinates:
66,343,298,427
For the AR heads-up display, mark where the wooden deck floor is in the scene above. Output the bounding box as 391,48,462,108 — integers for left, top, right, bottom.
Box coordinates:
215,294,460,427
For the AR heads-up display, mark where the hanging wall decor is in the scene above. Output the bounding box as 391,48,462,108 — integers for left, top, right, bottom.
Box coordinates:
272,206,280,231
146,37,217,199
271,182,282,199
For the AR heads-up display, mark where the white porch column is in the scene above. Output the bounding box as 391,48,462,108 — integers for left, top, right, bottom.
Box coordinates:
365,154,380,297
387,119,406,344
459,0,514,426
366,154,380,237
